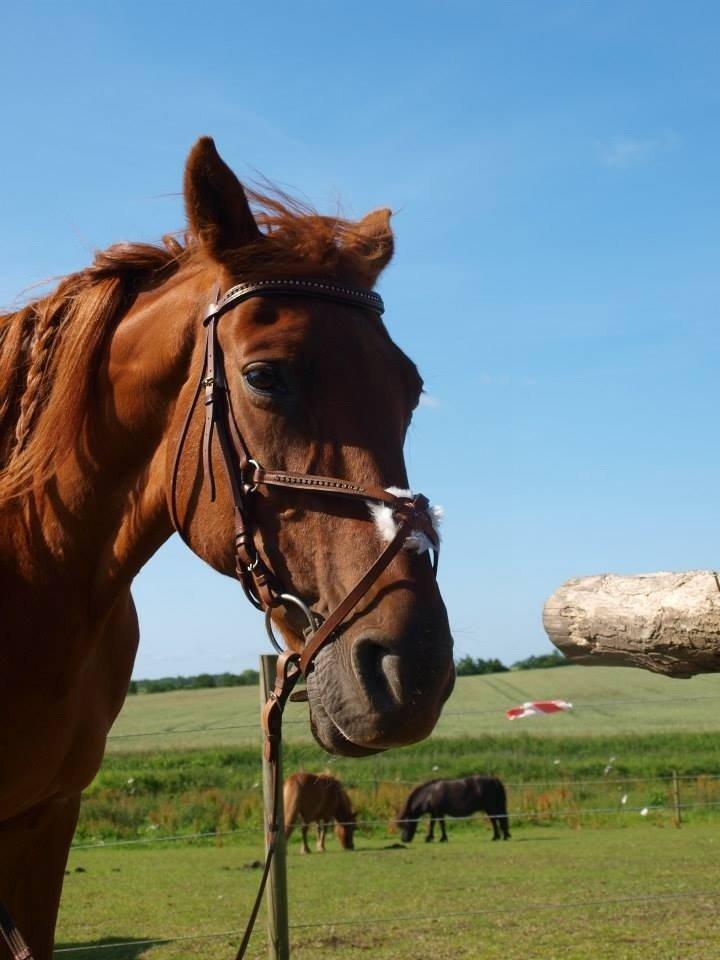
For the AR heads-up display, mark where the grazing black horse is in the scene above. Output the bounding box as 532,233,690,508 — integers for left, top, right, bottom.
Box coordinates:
397,776,510,842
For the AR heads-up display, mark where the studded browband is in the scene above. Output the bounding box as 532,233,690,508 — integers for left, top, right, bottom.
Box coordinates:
210,278,385,320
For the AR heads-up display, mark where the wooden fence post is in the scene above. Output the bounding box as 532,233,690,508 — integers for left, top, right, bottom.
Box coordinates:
672,770,682,828
260,655,291,960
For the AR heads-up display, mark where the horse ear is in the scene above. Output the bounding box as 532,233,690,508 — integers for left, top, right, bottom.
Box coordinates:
346,207,394,281
184,137,261,258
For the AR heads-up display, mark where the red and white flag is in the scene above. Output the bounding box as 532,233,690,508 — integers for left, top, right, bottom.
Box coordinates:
506,700,573,720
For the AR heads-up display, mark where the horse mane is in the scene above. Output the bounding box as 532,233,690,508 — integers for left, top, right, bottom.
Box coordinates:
0,238,187,503
0,185,391,505
223,186,393,287
397,779,440,821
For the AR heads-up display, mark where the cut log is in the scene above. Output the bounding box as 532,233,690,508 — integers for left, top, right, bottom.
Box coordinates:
543,570,720,678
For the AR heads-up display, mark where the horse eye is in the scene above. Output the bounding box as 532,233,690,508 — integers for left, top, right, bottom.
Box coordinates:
243,363,288,395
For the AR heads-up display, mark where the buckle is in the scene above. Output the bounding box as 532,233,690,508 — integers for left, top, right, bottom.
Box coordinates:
242,458,261,494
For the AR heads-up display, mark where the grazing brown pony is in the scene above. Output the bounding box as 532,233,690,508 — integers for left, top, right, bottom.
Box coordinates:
0,138,454,959
284,773,356,853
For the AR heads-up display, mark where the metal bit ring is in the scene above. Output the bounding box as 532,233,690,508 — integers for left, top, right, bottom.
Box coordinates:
265,593,317,654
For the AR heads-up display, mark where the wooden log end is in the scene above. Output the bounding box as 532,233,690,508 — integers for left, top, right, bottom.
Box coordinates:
543,570,720,678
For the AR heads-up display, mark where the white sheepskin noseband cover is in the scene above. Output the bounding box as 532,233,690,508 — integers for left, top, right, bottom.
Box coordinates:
367,487,443,553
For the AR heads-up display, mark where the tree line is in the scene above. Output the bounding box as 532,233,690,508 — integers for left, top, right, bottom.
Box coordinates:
455,651,569,675
127,670,260,695
128,652,568,693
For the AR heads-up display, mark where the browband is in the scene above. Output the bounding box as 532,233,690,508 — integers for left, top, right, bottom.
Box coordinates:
206,278,385,322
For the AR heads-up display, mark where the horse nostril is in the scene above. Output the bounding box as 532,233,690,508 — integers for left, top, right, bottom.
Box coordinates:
351,638,404,709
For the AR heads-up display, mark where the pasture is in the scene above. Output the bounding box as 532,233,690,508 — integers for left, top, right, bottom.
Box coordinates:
57,664,720,957
81,667,720,844
58,827,720,959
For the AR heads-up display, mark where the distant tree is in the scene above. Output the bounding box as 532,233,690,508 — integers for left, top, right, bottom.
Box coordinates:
237,669,260,686
140,679,176,693
454,652,570,676
130,669,261,693
511,651,570,670
455,656,509,676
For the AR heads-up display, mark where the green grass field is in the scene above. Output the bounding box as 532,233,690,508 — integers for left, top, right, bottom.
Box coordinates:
56,666,720,958
83,666,720,843
57,826,720,960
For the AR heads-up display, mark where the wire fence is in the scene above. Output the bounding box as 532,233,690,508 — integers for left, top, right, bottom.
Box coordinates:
54,889,720,954
81,697,720,855
58,685,720,957
68,797,720,852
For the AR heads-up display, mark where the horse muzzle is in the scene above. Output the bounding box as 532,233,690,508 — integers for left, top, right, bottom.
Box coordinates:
304,620,455,756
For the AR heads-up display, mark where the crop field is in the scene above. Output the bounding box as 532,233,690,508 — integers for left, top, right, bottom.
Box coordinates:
57,666,720,958
107,666,720,753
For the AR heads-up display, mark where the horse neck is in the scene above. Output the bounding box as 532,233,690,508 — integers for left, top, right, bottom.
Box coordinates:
1,264,211,608
402,778,438,819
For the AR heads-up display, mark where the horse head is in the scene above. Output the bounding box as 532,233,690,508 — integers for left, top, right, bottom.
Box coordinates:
398,818,418,843
165,138,455,756
335,811,356,850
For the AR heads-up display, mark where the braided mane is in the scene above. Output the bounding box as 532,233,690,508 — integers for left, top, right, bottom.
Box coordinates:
0,238,186,503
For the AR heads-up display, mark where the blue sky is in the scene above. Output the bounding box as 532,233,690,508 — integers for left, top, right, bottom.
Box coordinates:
2,1,720,676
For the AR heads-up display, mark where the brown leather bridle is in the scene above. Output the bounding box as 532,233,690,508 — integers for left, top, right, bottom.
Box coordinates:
169,277,441,958
170,277,440,678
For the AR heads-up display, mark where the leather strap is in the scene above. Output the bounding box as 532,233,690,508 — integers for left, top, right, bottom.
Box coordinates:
0,901,33,960
298,500,435,673
251,467,399,505
212,279,384,320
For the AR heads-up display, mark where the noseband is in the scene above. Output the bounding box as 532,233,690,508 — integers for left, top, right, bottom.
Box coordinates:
170,277,440,680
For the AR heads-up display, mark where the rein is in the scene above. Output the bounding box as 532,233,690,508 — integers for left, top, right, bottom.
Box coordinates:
170,277,441,958
0,902,32,960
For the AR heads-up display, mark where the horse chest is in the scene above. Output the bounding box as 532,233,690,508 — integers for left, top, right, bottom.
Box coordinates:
0,592,139,818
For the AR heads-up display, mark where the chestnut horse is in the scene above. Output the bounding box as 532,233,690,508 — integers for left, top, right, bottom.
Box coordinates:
0,138,454,959
284,772,356,853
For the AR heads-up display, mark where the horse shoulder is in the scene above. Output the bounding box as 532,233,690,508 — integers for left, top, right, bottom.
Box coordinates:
426,781,445,810
0,586,139,820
